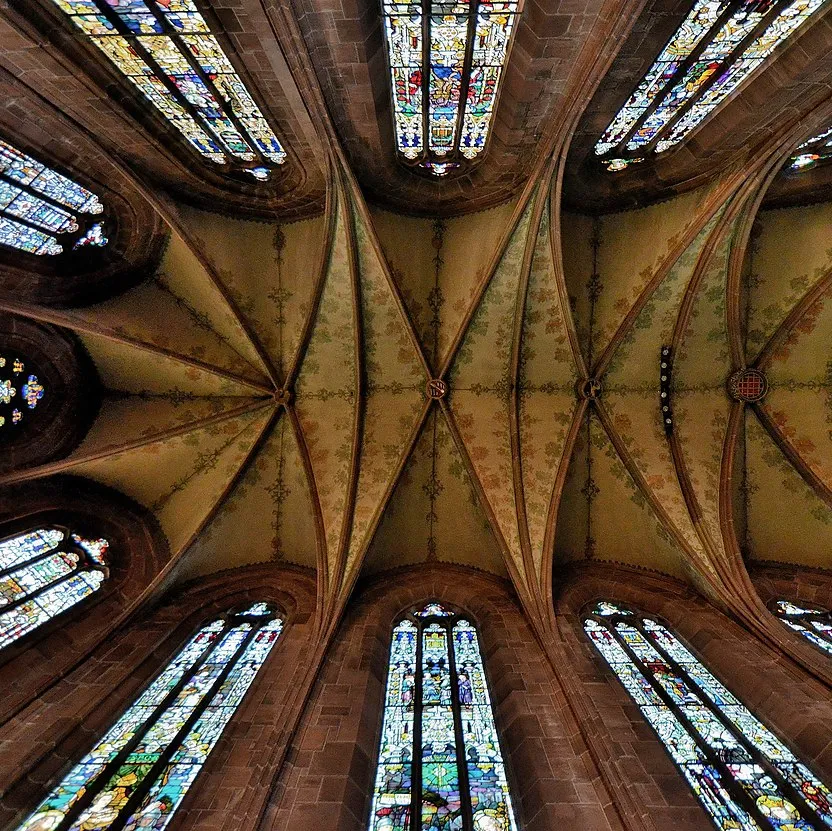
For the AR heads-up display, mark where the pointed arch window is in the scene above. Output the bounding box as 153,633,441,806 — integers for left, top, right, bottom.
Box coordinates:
595,0,827,172
369,602,519,831
16,602,283,831
50,0,286,180
381,0,521,177
585,600,832,829
0,139,107,256
771,600,832,656
0,527,108,650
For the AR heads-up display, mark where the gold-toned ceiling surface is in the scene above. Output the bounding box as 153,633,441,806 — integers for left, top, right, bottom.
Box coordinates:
0,0,830,643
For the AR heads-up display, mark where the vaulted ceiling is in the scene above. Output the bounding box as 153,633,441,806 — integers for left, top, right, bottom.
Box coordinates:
0,0,830,645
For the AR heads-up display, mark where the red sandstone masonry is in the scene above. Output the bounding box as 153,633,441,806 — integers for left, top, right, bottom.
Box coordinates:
267,565,624,831
0,563,317,831
555,562,832,831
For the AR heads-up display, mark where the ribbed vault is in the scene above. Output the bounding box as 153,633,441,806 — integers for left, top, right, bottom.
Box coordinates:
0,0,830,726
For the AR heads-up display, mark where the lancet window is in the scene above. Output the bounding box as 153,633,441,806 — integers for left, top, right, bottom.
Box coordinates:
585,600,832,829
369,602,518,831
595,0,827,172
381,0,521,176
0,528,108,650
771,600,832,656
16,602,283,831
50,0,286,180
0,139,107,256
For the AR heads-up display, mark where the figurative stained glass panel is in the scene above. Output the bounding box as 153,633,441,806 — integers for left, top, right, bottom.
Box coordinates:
369,603,519,831
771,600,832,657
595,0,828,170
0,355,45,431
0,528,108,650
381,0,521,175
16,602,283,831
0,139,107,255
585,601,832,830
50,0,287,177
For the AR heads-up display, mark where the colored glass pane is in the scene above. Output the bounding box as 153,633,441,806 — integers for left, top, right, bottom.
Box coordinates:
381,0,519,175
772,600,832,657
0,527,108,650
369,607,518,831
788,124,832,171
0,356,45,431
0,139,106,255
585,602,832,830
50,0,287,175
17,605,283,831
595,0,828,166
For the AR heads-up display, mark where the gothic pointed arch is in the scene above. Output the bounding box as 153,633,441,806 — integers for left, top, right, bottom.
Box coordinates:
584,599,832,829
3,0,325,217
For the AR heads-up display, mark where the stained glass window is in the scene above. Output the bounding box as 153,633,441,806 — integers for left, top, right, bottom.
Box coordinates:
787,125,832,172
0,139,107,256
0,527,108,650
595,0,828,171
585,600,832,830
381,0,521,176
369,602,518,831
49,0,287,179
16,602,283,831
771,600,832,656
0,355,46,431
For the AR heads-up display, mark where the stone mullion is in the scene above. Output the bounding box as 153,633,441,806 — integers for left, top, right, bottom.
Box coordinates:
609,0,738,155
446,618,474,831
49,618,234,831
412,615,425,830
602,615,772,831
133,0,267,166
639,618,830,830
103,622,262,831
610,0,796,160
86,0,239,164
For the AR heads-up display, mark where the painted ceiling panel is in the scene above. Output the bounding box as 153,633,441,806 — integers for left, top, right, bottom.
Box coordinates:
293,189,357,578
156,228,269,376
555,411,687,579
70,394,268,465
71,406,272,551
76,331,262,397
344,203,427,577
176,413,319,581
758,387,832,494
371,200,518,371
593,188,713,357
765,283,832,385
69,280,269,386
365,407,507,577
747,203,832,360
559,210,595,366
172,205,326,381
745,411,832,570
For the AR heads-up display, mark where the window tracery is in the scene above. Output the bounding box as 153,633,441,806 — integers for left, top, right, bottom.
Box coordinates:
0,139,107,256
381,0,521,176
0,355,46,431
50,0,287,180
771,600,832,656
0,528,108,650
595,0,827,172
369,602,518,831
585,600,832,829
16,602,283,831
